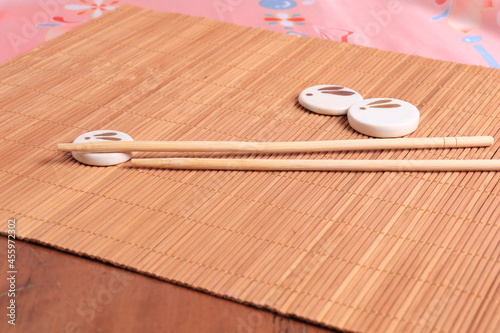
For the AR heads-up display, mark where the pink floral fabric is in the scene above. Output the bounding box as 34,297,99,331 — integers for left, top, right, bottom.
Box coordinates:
1,0,500,67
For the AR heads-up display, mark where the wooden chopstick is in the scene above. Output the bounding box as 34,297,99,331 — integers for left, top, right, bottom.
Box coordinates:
58,136,494,153
130,158,500,171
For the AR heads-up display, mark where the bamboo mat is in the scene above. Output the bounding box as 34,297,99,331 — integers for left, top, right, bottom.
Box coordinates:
1,5,499,332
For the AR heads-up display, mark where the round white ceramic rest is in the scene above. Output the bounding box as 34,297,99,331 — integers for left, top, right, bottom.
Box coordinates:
298,85,363,116
347,98,420,138
71,130,134,166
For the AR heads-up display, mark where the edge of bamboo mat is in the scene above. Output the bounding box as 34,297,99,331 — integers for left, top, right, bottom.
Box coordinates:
4,234,353,333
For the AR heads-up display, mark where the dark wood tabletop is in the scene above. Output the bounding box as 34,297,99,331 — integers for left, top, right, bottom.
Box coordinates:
0,236,339,333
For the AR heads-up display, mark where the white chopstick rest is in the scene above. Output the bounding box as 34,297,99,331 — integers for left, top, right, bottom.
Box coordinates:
347,98,420,138
70,130,134,166
298,85,363,115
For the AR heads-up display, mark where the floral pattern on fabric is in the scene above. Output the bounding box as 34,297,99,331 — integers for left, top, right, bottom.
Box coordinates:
1,0,500,67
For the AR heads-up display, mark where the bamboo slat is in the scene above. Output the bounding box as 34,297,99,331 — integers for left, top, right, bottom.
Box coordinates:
0,5,499,333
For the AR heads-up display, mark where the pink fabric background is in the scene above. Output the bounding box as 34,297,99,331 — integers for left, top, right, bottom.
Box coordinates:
1,0,499,67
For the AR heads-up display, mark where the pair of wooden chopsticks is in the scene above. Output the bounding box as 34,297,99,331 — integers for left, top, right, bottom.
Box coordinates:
57,136,500,171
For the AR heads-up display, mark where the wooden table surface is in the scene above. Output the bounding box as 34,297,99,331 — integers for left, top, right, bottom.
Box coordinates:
0,236,339,333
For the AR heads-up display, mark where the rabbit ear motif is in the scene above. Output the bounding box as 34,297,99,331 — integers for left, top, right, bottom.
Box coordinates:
85,132,123,141
298,85,363,116
360,99,402,110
